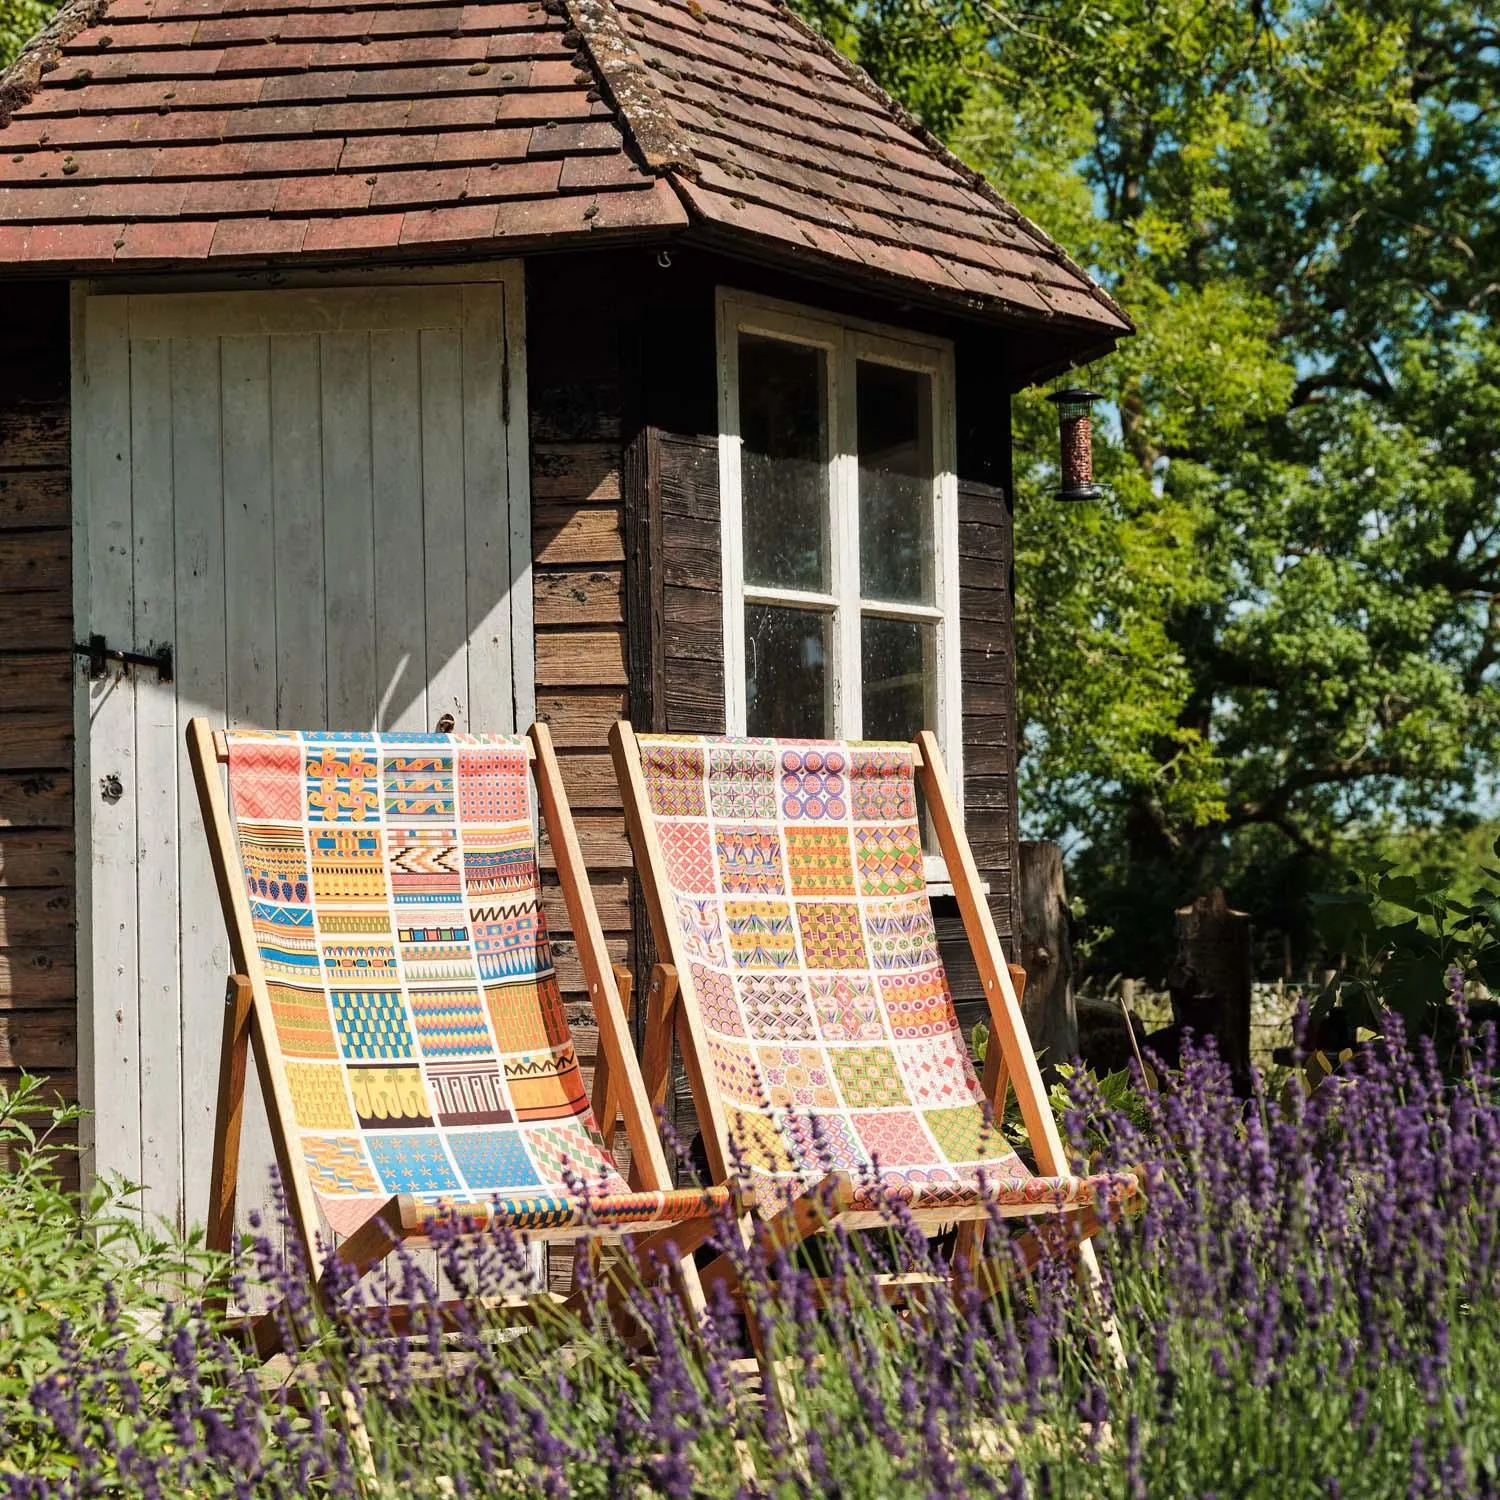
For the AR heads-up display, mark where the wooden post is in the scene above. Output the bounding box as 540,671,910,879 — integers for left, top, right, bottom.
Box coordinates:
1169,889,1252,1085
1018,840,1079,1068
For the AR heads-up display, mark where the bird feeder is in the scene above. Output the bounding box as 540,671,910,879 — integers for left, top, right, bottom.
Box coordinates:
1047,386,1104,501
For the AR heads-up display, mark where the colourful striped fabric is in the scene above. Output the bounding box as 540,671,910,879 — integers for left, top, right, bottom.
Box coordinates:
225,730,720,1235
637,735,1117,1212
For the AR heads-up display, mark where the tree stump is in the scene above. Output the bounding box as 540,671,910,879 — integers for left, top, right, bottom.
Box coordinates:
1018,840,1079,1068
1168,889,1252,1086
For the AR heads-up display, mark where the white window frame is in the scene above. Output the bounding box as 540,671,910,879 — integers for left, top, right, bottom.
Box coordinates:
716,288,964,859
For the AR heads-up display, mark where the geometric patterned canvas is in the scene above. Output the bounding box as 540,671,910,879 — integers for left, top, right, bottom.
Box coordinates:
636,735,1107,1212
225,730,720,1236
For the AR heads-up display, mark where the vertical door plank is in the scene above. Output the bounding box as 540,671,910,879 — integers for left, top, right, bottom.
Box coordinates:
169,336,234,1234
216,334,281,1238
129,335,183,1230
369,328,427,732
270,336,327,728
419,326,468,728
223,337,276,729
80,296,141,1198
461,284,512,733
320,333,377,727
501,277,534,732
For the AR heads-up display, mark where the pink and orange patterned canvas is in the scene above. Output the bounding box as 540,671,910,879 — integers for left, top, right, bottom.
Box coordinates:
224,730,718,1236
637,735,1109,1212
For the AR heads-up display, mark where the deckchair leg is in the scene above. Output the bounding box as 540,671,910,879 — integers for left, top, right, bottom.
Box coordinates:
573,964,635,1297
599,1213,722,1328
970,1209,1125,1369
206,974,254,1258
628,963,678,1191
589,963,636,1159
1079,1239,1127,1372
954,964,1025,1276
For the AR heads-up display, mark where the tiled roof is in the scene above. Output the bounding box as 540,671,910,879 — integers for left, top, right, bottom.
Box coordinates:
611,0,1128,334
0,0,684,265
0,0,1129,339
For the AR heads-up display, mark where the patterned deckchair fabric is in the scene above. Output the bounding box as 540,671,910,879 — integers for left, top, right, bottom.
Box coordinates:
224,729,723,1236
637,734,1110,1211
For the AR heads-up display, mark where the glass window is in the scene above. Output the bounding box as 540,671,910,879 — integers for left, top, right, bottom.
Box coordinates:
861,615,935,743
739,333,829,593
745,603,831,738
721,296,959,809
857,361,934,605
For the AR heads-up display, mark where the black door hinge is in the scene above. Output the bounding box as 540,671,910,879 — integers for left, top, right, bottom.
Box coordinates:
73,634,174,683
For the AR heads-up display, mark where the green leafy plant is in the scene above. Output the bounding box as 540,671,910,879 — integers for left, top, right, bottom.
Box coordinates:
9,1030,1500,1496
972,1023,1153,1159
1310,840,1500,1058
0,1075,230,1475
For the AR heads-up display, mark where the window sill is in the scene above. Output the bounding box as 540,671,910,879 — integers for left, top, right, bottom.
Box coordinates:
924,855,989,899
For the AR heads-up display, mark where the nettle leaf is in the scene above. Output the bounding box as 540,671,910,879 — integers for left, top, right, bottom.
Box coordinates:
1378,871,1449,911
1474,949,1500,991
1379,949,1451,1020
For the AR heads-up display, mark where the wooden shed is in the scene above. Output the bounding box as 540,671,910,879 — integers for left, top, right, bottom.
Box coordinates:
0,0,1129,1237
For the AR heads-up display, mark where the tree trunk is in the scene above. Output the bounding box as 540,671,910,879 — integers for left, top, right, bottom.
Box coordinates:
1018,840,1079,1068
1169,889,1252,1086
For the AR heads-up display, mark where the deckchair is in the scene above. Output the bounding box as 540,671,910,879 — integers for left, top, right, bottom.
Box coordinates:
609,725,1138,1298
188,718,729,1344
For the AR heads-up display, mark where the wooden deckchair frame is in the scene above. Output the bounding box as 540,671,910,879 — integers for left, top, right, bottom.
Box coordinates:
607,722,1118,1298
188,717,720,1350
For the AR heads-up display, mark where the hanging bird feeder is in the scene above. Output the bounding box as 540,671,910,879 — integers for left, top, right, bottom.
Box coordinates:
1047,386,1104,501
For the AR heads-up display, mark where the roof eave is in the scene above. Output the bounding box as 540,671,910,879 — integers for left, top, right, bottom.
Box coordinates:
677,217,1126,375
769,2,1133,340
0,215,689,281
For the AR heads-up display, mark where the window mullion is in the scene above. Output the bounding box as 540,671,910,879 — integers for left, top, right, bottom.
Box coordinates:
935,346,962,802
858,599,945,623
718,298,748,734
834,331,863,740
743,584,839,610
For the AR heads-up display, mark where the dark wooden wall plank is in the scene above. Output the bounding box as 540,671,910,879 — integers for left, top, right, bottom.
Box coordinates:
527,256,641,1056
946,473,1021,1040
0,281,76,1118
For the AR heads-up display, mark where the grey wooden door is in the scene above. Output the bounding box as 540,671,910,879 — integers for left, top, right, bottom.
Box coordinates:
75,277,532,1235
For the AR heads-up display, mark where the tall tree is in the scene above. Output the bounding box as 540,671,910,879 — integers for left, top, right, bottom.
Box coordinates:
797,0,1500,976
1,0,56,68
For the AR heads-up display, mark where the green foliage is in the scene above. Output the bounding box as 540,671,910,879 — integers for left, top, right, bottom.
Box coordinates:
0,1076,229,1476
0,0,56,69
791,0,1500,980
1311,839,1500,1056
788,0,981,136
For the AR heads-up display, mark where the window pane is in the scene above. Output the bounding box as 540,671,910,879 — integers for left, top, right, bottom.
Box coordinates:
861,615,935,742
739,333,829,592
746,603,831,738
857,361,934,604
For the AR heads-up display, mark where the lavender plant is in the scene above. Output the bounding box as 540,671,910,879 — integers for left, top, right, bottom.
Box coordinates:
3,1018,1499,1497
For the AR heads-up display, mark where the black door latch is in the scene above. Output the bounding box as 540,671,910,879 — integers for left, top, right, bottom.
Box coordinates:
72,634,174,684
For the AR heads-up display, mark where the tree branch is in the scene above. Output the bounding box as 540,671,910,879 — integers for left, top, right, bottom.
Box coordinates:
1289,371,1393,408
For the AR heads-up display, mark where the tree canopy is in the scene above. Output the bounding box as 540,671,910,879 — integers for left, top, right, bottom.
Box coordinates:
800,0,1500,977
1,0,52,68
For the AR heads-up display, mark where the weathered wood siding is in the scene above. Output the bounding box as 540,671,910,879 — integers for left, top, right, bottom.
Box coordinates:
0,282,76,1139
527,258,636,1099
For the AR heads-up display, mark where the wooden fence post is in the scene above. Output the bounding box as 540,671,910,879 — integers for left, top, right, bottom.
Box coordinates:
1169,889,1252,1086
1018,840,1079,1068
